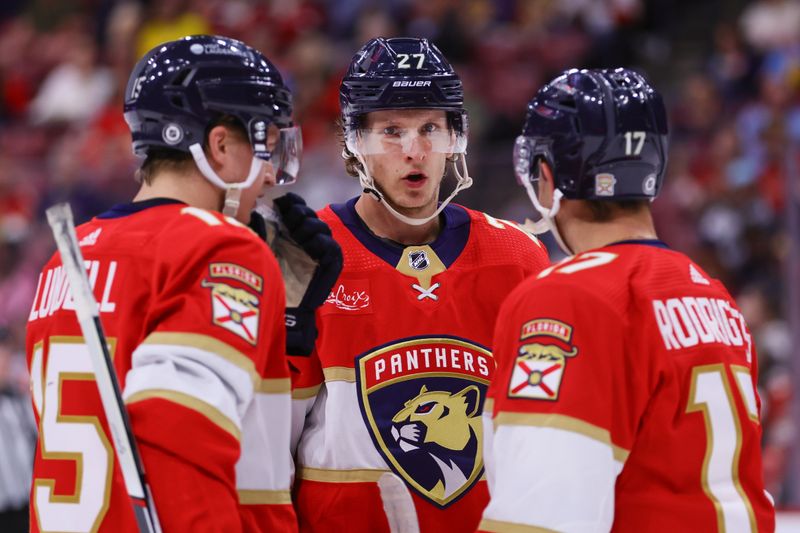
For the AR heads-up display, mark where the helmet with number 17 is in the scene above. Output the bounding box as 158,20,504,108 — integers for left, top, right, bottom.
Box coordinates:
339,37,471,226
514,68,668,240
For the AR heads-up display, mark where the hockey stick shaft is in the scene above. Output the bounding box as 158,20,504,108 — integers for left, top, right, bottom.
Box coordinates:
378,473,420,533
46,203,161,533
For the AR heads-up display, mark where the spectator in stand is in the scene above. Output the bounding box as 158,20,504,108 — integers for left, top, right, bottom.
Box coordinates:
0,327,36,533
135,0,211,59
28,33,114,125
740,0,800,53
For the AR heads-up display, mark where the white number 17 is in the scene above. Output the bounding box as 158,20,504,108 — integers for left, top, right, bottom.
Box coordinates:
624,131,646,156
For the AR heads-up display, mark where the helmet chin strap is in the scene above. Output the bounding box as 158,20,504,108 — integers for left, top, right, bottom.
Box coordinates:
347,148,473,227
520,174,574,256
189,143,264,218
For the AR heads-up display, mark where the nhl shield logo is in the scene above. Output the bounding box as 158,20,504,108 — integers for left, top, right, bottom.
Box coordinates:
408,250,430,271
355,336,492,507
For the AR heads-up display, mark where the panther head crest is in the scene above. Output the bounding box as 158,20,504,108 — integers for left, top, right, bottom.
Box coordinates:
390,385,483,500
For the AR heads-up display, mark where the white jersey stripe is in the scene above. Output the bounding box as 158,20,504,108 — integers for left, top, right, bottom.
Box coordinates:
236,391,293,493
494,411,630,463
483,425,622,533
296,381,386,470
123,342,256,439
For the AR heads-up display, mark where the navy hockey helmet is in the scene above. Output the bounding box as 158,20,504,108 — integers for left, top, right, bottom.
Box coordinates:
514,68,668,201
338,37,473,227
340,37,467,138
124,34,301,184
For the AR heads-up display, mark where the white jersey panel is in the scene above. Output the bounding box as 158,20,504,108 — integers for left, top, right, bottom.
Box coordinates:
290,395,316,456
483,425,622,533
296,381,387,470
236,391,293,492
123,343,255,433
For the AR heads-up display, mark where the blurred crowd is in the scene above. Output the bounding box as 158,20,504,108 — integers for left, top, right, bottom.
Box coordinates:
0,0,798,517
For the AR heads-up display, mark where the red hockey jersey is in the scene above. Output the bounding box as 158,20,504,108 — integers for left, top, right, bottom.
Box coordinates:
481,241,775,533
290,198,549,533
26,199,296,532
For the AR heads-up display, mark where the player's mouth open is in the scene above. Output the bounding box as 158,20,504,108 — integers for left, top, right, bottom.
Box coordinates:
403,173,428,188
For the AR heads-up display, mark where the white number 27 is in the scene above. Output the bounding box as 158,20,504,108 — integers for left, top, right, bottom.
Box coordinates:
397,53,425,69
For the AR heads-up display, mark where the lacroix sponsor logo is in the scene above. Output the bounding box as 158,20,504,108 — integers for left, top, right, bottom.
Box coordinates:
325,280,371,312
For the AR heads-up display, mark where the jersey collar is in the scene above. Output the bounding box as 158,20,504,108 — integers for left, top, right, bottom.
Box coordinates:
606,238,670,249
330,197,471,268
97,198,186,219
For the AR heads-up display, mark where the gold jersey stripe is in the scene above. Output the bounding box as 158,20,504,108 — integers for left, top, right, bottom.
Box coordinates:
483,398,495,415
142,332,257,382
494,411,630,463
323,366,356,383
125,389,241,441
238,489,292,505
256,378,291,394
298,466,389,483
292,384,321,400
479,518,560,533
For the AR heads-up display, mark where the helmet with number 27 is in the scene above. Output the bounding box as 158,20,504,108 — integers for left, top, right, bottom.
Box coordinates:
339,37,472,226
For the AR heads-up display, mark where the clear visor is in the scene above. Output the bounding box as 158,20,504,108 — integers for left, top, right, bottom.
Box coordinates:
252,124,303,185
513,134,551,229
513,135,540,189
345,119,467,157
272,126,302,185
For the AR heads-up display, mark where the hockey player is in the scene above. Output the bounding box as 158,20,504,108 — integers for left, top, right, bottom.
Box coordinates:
290,37,550,532
25,35,333,532
480,68,775,532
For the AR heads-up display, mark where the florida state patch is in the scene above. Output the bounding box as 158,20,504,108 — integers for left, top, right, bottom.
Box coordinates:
201,280,260,345
508,318,578,401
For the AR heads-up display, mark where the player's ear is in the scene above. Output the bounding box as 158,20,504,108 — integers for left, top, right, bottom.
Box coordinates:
205,125,230,166
539,160,555,188
537,160,556,205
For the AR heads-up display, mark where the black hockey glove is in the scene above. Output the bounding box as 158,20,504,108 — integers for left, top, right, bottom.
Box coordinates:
250,193,342,356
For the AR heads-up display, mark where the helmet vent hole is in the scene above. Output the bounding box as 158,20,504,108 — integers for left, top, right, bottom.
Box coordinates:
171,68,194,87
554,98,577,111
170,95,186,109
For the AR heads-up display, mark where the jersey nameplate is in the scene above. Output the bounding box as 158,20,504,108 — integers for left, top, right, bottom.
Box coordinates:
29,260,118,322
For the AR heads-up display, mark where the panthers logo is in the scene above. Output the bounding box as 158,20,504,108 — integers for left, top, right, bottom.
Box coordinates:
356,336,492,507
391,385,482,500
